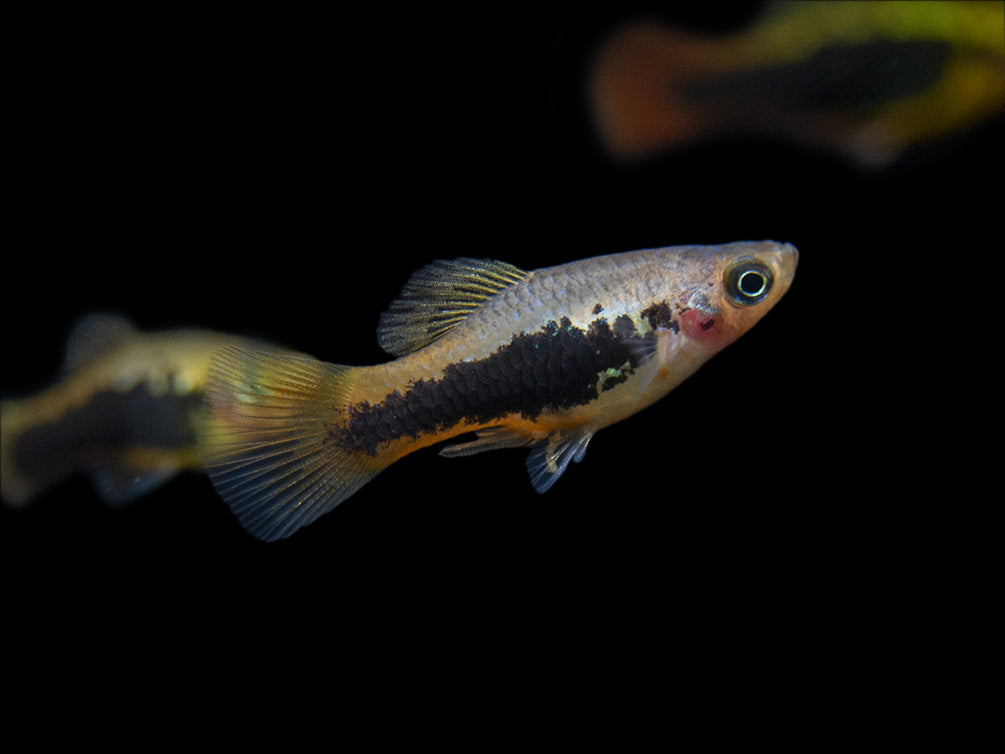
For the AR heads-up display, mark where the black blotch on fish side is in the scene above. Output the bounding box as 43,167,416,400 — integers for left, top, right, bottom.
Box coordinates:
641,301,678,333
685,39,953,109
613,313,638,339
339,316,649,456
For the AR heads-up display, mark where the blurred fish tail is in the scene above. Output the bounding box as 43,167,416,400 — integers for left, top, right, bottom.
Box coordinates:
589,25,716,161
1,399,41,506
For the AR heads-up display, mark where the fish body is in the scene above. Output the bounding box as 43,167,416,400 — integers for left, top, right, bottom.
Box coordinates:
0,315,277,506
203,241,798,540
590,1,1005,167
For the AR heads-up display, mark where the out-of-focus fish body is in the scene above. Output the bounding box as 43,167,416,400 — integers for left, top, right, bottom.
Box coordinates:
203,241,798,540
0,315,276,506
590,1,1005,167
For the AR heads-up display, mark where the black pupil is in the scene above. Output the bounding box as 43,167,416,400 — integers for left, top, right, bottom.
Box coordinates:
739,270,764,296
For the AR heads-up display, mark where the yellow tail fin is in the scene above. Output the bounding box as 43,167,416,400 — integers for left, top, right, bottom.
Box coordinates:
201,347,383,541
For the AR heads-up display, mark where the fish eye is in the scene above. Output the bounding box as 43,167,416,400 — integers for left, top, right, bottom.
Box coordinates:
725,259,774,306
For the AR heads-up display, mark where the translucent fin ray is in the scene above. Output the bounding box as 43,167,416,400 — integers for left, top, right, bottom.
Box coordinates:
377,257,529,357
439,426,531,458
201,347,382,541
526,430,594,494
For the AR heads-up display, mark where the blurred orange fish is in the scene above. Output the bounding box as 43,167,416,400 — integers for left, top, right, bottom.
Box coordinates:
589,1,1005,167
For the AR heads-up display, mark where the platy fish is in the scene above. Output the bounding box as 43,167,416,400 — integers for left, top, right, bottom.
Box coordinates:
0,315,278,506
590,1,1005,167
202,241,798,540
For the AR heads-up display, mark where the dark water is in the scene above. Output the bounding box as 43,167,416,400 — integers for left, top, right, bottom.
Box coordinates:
2,6,993,712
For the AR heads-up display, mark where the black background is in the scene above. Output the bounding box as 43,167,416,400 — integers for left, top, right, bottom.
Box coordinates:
1,3,998,723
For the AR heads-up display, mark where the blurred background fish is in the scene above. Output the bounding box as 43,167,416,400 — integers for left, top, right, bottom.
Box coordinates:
0,314,284,507
589,0,1005,168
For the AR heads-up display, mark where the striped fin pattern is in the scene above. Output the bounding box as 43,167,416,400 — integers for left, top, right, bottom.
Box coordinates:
201,347,382,541
377,257,529,357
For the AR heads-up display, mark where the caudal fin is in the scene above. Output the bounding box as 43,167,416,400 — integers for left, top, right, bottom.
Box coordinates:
590,24,717,161
201,347,383,541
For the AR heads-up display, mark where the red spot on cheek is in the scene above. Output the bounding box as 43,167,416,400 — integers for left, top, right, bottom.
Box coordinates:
680,309,727,344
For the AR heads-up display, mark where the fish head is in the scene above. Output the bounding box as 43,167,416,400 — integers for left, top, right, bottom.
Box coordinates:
671,240,798,354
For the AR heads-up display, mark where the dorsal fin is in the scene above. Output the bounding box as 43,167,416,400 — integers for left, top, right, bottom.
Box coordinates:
63,313,136,373
377,257,529,356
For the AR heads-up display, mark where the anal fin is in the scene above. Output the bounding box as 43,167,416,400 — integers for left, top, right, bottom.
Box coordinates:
526,430,594,494
439,426,531,458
